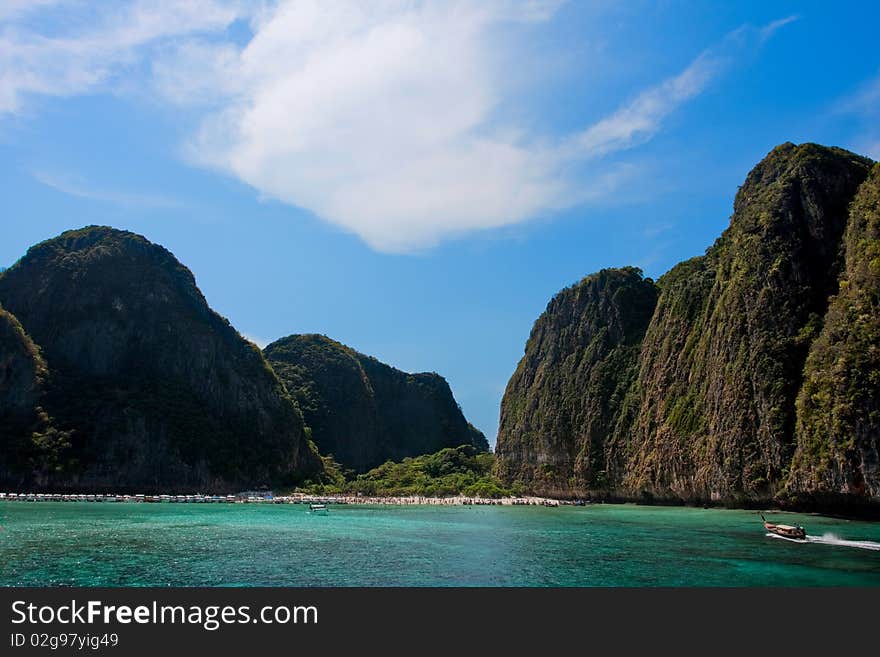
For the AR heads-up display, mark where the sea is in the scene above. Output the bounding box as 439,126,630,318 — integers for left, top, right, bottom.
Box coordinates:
2,502,879,586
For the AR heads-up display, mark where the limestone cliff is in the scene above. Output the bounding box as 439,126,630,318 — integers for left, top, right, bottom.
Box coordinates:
790,163,880,504
0,227,321,491
495,268,658,496
495,143,878,509
265,334,489,472
627,143,871,502
0,304,68,487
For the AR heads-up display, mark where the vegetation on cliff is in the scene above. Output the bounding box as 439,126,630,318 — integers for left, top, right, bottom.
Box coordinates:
302,445,510,498
0,227,321,491
495,143,879,509
0,305,71,486
3,143,876,512
627,143,872,502
265,334,488,473
0,304,46,429
791,163,880,502
496,267,658,496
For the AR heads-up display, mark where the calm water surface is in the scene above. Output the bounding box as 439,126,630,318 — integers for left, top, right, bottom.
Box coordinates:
1,502,879,586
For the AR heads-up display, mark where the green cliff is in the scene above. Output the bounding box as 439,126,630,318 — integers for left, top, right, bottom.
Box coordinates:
496,143,878,510
0,227,321,491
0,304,69,487
790,163,880,504
495,267,658,496
0,305,46,432
265,334,489,472
627,143,872,503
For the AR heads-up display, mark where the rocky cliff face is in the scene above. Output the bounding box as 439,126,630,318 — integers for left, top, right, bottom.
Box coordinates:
790,163,880,503
0,227,321,491
627,143,872,503
265,334,489,472
0,305,66,486
0,305,44,427
496,143,878,509
495,268,658,496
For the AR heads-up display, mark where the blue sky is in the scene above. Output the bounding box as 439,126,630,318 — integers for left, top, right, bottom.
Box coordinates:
1,1,878,445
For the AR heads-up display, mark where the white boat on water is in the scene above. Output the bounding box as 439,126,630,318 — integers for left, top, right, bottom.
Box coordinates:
309,503,328,514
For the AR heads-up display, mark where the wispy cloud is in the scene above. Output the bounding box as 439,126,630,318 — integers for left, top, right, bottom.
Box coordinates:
642,222,673,239
0,0,67,22
0,0,242,113
32,170,183,209
759,15,799,41
835,75,880,116
564,18,797,163
833,73,880,159
3,2,796,252
566,53,722,160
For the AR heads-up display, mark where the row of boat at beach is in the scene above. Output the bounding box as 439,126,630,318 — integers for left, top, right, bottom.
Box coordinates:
0,493,331,504
0,492,565,506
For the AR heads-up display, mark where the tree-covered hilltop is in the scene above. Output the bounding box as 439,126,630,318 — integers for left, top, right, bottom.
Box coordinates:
495,143,879,512
302,445,511,498
0,226,322,492
265,334,489,473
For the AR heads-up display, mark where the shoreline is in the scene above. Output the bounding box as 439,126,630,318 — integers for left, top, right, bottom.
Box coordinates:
2,491,877,519
0,492,562,507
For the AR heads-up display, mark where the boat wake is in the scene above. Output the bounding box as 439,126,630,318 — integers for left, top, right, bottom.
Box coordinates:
767,532,880,551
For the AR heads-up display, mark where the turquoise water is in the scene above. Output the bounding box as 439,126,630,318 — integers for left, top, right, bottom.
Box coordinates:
1,502,879,586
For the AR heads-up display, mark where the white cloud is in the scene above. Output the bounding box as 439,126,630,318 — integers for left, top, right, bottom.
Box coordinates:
0,0,68,22
564,19,792,163
0,1,33,20
173,1,573,251
2,2,795,252
568,53,722,160
0,0,243,113
173,5,792,252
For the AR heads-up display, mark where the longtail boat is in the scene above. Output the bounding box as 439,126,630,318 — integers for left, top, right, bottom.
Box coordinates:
761,514,806,540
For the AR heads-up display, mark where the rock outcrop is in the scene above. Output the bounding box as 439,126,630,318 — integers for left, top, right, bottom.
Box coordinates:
495,268,658,496
0,227,321,491
0,305,45,430
495,143,878,510
265,334,489,472
790,163,880,504
0,304,66,487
